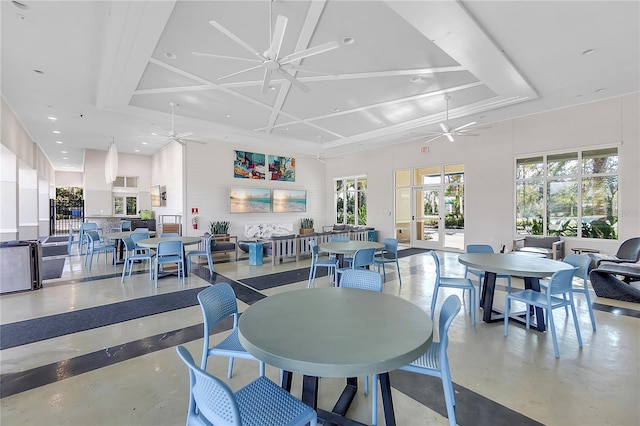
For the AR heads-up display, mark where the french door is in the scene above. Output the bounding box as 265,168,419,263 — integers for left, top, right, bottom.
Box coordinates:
412,186,443,249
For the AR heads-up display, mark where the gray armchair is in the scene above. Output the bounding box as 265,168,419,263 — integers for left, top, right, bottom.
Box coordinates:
512,235,564,260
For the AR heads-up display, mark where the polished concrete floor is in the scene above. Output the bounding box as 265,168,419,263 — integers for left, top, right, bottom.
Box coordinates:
1,243,638,425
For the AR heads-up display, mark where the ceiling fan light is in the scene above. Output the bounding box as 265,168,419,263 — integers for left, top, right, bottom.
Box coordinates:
342,37,355,45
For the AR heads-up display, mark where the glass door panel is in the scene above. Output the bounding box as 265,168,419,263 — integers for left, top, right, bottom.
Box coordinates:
413,187,443,249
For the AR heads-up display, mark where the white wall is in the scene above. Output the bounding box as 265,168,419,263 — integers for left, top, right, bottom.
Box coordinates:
150,141,184,225
0,146,18,240
18,164,38,239
55,171,83,187
324,93,640,252
152,140,326,238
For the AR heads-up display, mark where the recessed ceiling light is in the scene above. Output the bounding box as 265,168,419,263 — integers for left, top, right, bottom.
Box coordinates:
410,76,421,83
55,141,63,144
269,86,276,91
333,108,341,112
164,51,177,59
63,157,68,160
342,37,355,45
61,150,67,154
53,130,61,134
479,115,487,119
595,88,606,92
151,133,158,136
582,48,596,55
33,69,44,74
316,135,323,139
47,116,57,121
283,127,289,131
225,114,231,118
575,94,583,98
142,142,148,145
134,149,140,153
63,165,73,169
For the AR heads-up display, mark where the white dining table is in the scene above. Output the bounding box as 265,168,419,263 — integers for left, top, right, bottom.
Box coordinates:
319,240,385,268
458,252,574,331
239,287,432,426
136,236,201,277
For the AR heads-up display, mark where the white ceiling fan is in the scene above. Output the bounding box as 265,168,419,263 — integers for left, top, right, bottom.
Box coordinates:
424,95,480,144
193,2,339,93
151,102,201,146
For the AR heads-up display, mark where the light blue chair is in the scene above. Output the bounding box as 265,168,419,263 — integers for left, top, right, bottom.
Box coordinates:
186,234,214,276
176,346,317,426
78,222,98,255
540,254,596,331
130,231,151,255
67,224,77,255
330,235,351,264
464,244,512,308
197,283,265,378
430,251,475,325
399,295,461,426
505,267,583,358
154,240,185,288
120,220,132,231
307,239,338,287
84,230,116,271
373,238,402,286
121,237,155,282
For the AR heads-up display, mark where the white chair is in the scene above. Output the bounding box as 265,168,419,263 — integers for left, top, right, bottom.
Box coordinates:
430,251,475,325
400,295,461,426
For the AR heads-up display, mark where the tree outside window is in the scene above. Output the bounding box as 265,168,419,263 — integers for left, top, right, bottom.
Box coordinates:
334,176,367,225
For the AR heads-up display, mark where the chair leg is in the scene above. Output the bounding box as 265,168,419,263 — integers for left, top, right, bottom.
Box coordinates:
470,287,476,325
371,373,378,426
308,265,315,288
364,375,369,395
548,308,560,358
227,357,235,378
154,261,159,288
121,259,128,283
441,369,457,426
504,295,511,336
430,287,439,319
259,361,265,377
395,259,402,286
207,255,214,276
569,295,583,348
581,289,597,331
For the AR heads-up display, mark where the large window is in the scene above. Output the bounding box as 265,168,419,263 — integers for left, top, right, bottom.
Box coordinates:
113,176,139,216
515,147,618,239
334,176,367,225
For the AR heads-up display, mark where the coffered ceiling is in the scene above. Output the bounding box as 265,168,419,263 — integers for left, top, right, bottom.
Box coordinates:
2,0,638,171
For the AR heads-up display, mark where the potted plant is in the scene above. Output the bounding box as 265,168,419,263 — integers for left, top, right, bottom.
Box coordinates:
299,218,315,235
210,221,230,240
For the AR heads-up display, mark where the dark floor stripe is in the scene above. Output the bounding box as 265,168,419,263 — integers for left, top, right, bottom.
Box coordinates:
390,370,543,426
592,302,640,318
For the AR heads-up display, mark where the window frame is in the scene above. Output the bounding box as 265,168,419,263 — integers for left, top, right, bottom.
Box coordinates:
334,175,367,225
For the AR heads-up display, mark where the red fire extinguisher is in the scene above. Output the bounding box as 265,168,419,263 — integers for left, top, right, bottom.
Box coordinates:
192,216,199,230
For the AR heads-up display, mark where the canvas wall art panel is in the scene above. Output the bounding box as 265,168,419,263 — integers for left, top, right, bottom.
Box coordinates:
234,150,266,180
272,189,306,213
268,155,295,182
230,187,271,213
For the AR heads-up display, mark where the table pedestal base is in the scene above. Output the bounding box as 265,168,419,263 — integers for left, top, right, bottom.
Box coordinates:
282,371,396,426
482,272,546,332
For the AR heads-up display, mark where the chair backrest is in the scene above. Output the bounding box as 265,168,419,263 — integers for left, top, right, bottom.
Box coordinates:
86,230,101,244
546,268,577,296
161,233,179,237
176,345,241,426
157,240,183,256
197,283,240,332
309,239,319,257
120,220,132,231
82,222,98,232
429,251,442,281
351,248,376,268
437,295,461,351
122,237,136,253
466,244,494,254
617,237,640,261
382,238,399,259
339,269,383,291
204,234,215,254
562,254,590,284
331,236,349,242
130,232,150,244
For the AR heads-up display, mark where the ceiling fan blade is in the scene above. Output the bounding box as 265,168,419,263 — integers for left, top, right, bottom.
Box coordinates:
445,133,455,142
269,15,288,60
152,137,172,145
439,122,449,133
424,135,443,144
280,41,339,65
452,121,477,132
176,132,194,139
217,64,264,81
192,51,262,63
209,20,264,59
276,68,310,92
262,68,274,94
280,64,335,76
452,132,479,137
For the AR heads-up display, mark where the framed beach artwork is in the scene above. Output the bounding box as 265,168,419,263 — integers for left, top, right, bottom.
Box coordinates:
272,189,307,213
229,187,271,213
234,150,266,180
268,155,295,182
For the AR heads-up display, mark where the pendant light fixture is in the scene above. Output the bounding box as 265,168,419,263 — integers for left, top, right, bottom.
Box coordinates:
105,138,118,184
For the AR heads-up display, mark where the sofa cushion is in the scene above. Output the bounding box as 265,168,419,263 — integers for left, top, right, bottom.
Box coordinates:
212,242,235,251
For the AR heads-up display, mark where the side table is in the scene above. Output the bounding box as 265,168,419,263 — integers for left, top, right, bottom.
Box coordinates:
572,248,599,255
248,242,264,265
